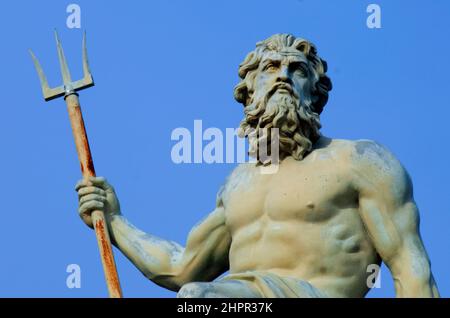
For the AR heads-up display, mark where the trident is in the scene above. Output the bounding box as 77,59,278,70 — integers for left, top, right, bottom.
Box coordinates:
30,31,122,298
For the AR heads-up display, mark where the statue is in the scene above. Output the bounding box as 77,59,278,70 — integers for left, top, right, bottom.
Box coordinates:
75,34,439,297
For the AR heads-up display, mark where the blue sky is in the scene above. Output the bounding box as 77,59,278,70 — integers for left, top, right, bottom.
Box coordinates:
0,0,448,297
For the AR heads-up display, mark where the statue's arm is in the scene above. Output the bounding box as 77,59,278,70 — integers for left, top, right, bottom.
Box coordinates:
108,200,231,291
76,177,231,292
353,141,439,297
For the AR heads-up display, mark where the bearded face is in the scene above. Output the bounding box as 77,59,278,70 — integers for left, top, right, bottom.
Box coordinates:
238,49,322,162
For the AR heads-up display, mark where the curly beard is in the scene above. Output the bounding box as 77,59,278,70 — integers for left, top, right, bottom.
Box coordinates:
238,84,322,164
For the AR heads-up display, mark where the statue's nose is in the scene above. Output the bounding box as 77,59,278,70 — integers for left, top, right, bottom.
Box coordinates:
276,65,291,83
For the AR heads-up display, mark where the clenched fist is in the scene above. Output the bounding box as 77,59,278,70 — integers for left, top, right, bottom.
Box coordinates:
75,176,121,228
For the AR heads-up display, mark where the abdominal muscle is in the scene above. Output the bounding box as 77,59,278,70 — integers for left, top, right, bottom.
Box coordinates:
227,215,380,297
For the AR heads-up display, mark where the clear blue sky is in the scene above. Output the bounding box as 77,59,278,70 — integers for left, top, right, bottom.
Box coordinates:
0,0,448,297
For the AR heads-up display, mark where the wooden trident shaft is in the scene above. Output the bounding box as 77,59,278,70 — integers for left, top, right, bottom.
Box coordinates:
30,30,122,298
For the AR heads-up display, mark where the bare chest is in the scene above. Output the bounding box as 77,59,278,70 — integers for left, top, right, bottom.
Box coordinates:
223,156,357,231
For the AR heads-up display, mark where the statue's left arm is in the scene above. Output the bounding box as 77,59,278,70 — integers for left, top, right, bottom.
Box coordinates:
353,140,439,298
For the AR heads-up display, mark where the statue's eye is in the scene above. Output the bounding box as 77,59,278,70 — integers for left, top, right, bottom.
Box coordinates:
264,63,278,72
291,62,308,77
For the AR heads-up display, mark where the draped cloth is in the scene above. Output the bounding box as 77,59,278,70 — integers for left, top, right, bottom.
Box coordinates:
218,271,329,298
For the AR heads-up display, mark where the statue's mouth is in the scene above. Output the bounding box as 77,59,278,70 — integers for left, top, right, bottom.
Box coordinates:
276,83,293,93
269,82,296,98
276,88,290,94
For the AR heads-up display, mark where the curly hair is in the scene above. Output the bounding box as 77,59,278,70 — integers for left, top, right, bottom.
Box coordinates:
234,34,332,115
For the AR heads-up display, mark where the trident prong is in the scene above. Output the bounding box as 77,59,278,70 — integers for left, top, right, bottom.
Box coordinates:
54,29,72,88
29,30,94,101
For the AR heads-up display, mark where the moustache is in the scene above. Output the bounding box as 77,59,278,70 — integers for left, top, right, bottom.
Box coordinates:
266,82,298,100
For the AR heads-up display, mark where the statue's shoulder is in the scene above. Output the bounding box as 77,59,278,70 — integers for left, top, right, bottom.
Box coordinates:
348,138,400,169
340,138,413,195
317,137,396,164
318,136,407,178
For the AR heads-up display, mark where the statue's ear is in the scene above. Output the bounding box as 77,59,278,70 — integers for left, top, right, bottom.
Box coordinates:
312,75,332,114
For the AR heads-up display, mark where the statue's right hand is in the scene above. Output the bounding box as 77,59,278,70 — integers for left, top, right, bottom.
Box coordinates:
75,176,121,229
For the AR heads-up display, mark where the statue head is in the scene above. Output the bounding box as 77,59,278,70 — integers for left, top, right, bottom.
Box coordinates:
235,34,332,162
